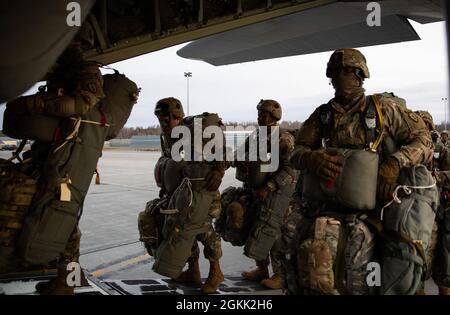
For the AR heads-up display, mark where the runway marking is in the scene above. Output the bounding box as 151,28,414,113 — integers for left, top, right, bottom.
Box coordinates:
90,254,151,278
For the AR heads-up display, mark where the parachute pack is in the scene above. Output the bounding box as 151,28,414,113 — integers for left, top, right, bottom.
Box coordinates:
0,71,139,266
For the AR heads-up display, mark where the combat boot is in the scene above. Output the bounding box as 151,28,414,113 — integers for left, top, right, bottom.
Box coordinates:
36,266,89,295
201,259,224,294
175,257,202,287
261,273,282,289
35,266,74,295
439,286,450,295
242,260,269,282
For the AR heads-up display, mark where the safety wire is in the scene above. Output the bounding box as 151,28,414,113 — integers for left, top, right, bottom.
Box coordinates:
173,177,205,208
53,117,111,153
380,179,437,221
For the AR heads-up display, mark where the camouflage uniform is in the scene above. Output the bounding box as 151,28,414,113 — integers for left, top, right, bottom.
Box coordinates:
159,129,223,262
232,100,297,289
285,48,433,295
291,95,432,168
152,98,225,294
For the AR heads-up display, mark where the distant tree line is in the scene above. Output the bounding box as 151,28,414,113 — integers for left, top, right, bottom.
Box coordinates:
435,122,450,132
114,119,449,139
115,121,303,139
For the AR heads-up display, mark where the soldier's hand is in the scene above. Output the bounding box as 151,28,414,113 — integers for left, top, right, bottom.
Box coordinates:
254,187,270,200
307,149,343,181
205,170,223,191
377,157,401,202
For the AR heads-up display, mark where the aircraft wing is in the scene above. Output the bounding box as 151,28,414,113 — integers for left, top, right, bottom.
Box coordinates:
0,0,444,103
0,0,95,102
177,0,444,65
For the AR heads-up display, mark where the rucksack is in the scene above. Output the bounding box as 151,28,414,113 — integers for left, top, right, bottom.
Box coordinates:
215,186,255,246
0,158,38,274
294,213,377,295
137,198,168,256
100,72,140,140
181,112,225,161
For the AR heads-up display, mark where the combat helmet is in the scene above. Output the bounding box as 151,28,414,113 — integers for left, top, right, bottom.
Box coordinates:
256,99,282,121
154,97,185,119
326,48,370,79
74,21,95,49
415,110,435,131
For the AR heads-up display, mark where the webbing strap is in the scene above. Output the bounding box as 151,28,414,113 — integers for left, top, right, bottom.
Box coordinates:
314,217,327,240
7,139,28,163
380,180,437,221
370,95,385,152
335,222,349,294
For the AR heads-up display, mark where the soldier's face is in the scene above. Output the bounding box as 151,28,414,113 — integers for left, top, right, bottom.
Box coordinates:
331,67,362,92
158,115,181,134
442,133,448,143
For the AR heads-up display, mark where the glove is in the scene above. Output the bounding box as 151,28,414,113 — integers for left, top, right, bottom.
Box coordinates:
254,187,270,200
205,169,223,191
305,149,343,181
377,157,401,202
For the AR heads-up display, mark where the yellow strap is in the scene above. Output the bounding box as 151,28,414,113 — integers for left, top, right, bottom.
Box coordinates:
69,117,112,127
160,209,179,214
370,95,385,152
60,177,72,202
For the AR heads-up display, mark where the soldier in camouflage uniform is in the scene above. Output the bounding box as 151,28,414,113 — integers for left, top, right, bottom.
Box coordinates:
232,100,296,289
285,48,433,294
4,27,105,295
441,130,449,147
154,97,225,294
415,110,450,295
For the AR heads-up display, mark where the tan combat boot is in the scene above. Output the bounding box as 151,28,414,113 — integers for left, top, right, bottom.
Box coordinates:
36,270,90,294
261,273,282,289
242,260,269,282
35,266,74,295
439,286,450,295
175,257,202,287
201,259,224,294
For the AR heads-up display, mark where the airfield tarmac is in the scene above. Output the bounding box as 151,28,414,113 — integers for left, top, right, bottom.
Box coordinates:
0,148,439,294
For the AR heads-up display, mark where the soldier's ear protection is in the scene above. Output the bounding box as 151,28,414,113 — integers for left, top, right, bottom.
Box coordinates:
256,99,265,111
155,101,170,118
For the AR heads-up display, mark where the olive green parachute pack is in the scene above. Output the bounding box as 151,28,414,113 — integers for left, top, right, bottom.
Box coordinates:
302,148,379,210
151,112,224,279
0,71,138,267
433,201,450,288
244,167,297,261
380,165,438,295
152,163,217,278
283,164,438,295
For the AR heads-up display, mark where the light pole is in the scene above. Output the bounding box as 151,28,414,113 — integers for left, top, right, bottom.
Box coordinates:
443,97,448,130
184,72,192,116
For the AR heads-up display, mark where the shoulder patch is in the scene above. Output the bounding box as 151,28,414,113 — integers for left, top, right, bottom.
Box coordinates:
408,112,419,123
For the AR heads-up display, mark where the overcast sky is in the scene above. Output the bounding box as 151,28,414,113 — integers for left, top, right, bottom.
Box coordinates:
1,19,449,129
